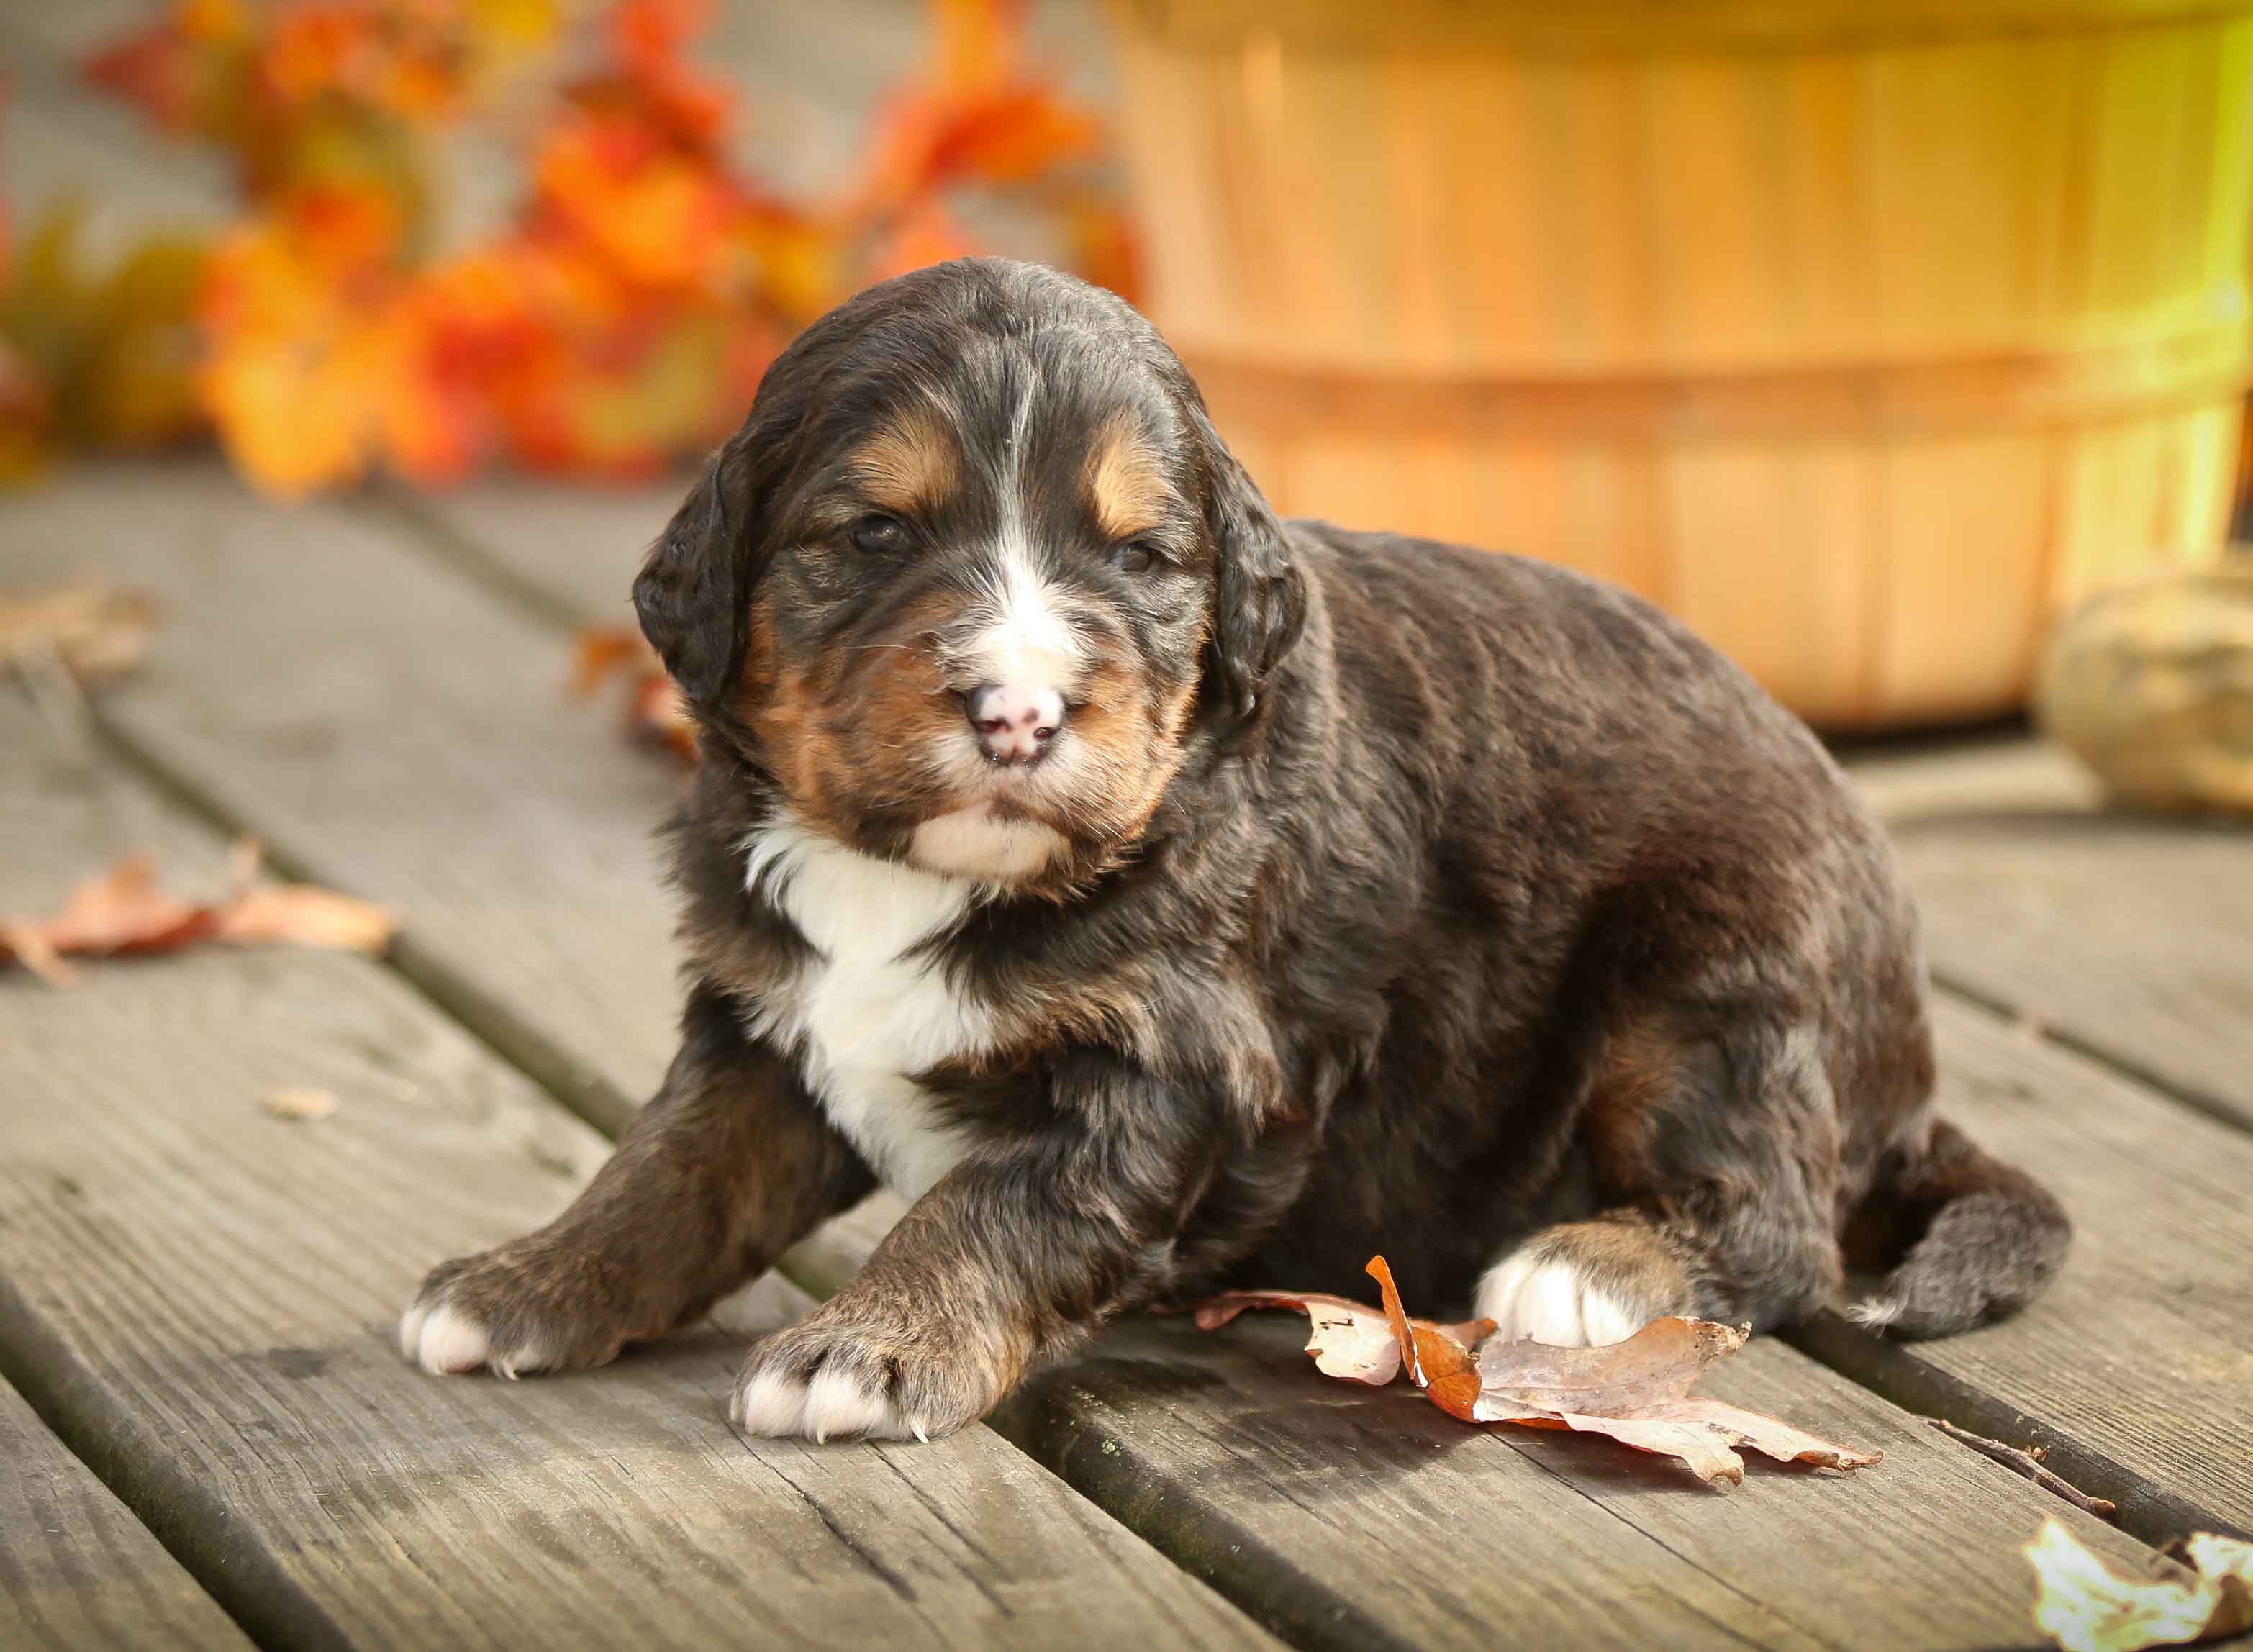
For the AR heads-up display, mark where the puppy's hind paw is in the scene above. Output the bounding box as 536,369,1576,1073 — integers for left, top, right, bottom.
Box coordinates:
1476,1252,1647,1348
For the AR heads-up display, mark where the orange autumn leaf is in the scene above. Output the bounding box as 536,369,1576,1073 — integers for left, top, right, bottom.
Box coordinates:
0,845,397,987
0,855,214,985
1364,1254,1486,1413
571,625,696,760
76,0,1132,494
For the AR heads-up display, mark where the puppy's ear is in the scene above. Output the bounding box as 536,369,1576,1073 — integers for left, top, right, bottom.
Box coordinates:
634,437,758,713
1198,419,1306,737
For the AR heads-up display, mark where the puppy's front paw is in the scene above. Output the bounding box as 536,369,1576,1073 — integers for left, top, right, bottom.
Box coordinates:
400,1241,638,1379
730,1296,1010,1443
1475,1220,1695,1348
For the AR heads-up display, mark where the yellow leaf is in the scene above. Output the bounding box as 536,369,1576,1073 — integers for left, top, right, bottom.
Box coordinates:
2026,1518,2253,1652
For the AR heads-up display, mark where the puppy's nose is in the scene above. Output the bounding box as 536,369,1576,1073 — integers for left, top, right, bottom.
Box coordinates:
965,682,1066,763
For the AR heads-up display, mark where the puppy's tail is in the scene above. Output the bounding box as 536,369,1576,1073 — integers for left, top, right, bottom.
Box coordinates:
1843,1118,2070,1339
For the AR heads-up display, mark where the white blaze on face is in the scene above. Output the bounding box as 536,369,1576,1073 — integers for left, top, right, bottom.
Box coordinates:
966,527,1081,698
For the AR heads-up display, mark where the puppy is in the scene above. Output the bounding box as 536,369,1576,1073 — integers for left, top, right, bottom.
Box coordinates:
401,258,2069,1440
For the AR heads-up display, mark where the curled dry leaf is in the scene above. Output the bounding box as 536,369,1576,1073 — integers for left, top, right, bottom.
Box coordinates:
1194,1253,1880,1489
2027,1519,2253,1652
262,1086,340,1122
571,625,696,762
1193,1286,1490,1388
0,584,158,685
1448,1316,1880,1485
0,844,396,985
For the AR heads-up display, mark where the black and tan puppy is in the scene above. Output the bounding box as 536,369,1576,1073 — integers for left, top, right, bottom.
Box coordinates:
401,258,2068,1440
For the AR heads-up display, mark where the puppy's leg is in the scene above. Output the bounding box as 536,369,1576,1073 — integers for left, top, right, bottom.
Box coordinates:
733,1053,1207,1442
402,986,873,1377
1481,1014,1846,1347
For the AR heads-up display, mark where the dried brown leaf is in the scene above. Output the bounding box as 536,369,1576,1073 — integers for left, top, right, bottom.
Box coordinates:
262,1086,340,1122
1364,1254,1485,1392
0,584,158,684
1198,1259,1879,1489
0,848,396,983
1470,1316,1746,1415
1466,1318,1881,1485
2028,1519,2253,1652
215,884,397,951
1194,1282,1491,1389
571,625,697,761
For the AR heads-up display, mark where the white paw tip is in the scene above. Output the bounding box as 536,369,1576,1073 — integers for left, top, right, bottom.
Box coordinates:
735,1363,917,1442
1475,1253,1646,1349
405,1301,494,1376
803,1365,909,1442
733,1366,812,1438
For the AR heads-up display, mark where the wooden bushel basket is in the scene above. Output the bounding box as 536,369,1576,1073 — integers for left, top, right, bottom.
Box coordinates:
1106,0,2253,727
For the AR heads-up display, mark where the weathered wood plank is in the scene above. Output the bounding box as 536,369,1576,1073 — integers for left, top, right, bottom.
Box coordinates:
0,697,1276,1652
20,463,2243,1638
993,1313,2151,1652
4,465,924,1259
1892,809,2253,1132
0,1374,251,1652
1797,996,2253,1537
5,466,693,1131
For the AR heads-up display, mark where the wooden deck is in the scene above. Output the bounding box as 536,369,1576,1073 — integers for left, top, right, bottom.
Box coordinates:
6,10,2253,1651
6,462,2252,1652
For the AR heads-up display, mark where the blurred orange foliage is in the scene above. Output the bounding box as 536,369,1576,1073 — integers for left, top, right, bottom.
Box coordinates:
8,0,1135,496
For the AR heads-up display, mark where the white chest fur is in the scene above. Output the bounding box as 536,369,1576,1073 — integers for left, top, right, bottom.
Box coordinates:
743,821,994,1202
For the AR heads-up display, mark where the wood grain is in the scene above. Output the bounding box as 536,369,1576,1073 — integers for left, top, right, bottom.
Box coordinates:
0,696,1274,1652
0,464,912,1273
1832,997,2253,1532
0,1374,250,1652
1892,809,2253,1131
995,1313,2152,1652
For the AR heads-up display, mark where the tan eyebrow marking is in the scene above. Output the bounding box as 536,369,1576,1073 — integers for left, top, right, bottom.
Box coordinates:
846,409,960,514
1085,412,1171,540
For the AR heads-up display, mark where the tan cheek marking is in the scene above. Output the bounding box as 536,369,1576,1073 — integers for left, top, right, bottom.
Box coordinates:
1086,414,1171,541
751,588,966,829
1066,658,1194,843
848,412,960,517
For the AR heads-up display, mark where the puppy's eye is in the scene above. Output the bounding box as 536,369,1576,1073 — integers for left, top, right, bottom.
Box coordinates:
849,514,912,554
1110,539,1161,574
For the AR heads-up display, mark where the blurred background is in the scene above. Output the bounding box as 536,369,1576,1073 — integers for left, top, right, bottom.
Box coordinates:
5,0,2252,768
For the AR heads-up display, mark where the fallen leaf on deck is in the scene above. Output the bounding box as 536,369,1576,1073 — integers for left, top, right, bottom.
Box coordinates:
0,584,158,685
571,625,697,761
0,845,396,986
1193,1286,1487,1386
2028,1519,2253,1652
1193,1254,1880,1488
261,1086,340,1122
217,882,398,952
1364,1254,1484,1409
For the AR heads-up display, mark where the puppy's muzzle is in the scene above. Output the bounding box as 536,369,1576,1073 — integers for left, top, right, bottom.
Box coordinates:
964,681,1066,764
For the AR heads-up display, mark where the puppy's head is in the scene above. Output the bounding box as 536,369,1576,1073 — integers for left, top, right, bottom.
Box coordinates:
635,258,1304,886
